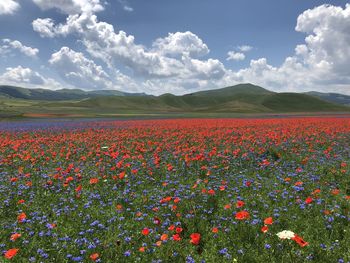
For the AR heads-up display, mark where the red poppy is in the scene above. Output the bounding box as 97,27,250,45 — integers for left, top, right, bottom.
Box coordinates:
261,226,268,233
212,227,219,233
236,200,245,208
4,248,19,259
90,253,99,261
17,212,26,223
160,234,168,241
208,189,215,195
235,210,250,220
10,233,21,241
190,233,201,245
141,228,150,236
175,227,183,233
89,178,99,184
264,217,273,225
172,234,181,241
292,234,309,247
305,197,313,204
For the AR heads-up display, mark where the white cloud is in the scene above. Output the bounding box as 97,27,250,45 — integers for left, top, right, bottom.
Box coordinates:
238,45,253,52
30,3,350,95
226,51,245,61
0,0,19,15
118,0,133,12
32,0,104,14
1,39,39,58
32,18,57,38
0,66,63,89
49,47,113,90
152,31,209,57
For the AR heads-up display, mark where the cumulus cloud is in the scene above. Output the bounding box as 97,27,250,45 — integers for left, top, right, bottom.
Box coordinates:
0,39,39,57
0,0,19,15
152,31,209,57
30,3,350,94
226,51,245,61
32,0,104,15
49,47,113,90
0,66,63,89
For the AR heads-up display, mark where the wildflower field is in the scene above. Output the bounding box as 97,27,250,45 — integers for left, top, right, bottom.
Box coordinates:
1,118,350,262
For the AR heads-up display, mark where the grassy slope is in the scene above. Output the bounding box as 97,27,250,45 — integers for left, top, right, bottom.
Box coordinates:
0,84,348,118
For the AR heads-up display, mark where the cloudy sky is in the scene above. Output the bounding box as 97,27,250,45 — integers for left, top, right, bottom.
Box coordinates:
0,0,349,95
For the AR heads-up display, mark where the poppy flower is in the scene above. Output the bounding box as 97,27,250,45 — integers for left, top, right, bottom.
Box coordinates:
17,213,26,223
190,233,201,245
10,233,21,241
212,227,219,233
261,226,268,233
305,197,313,204
235,210,250,220
236,200,245,208
292,234,309,247
208,189,215,195
141,228,150,236
264,217,273,225
172,234,181,241
89,178,99,184
90,253,99,261
175,227,183,233
160,234,168,241
4,248,19,259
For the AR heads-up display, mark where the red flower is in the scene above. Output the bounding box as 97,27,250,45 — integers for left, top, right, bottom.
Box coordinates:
10,233,21,241
4,248,19,259
264,217,273,225
236,200,245,208
89,178,99,184
212,227,219,233
292,234,309,247
305,197,313,204
141,228,150,236
175,227,183,233
208,189,215,195
190,233,201,245
90,253,99,261
172,234,181,241
235,210,250,220
261,226,268,233
17,212,26,223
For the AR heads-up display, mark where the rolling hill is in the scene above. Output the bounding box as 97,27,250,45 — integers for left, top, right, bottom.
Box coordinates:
0,83,349,118
306,91,350,106
0,85,146,101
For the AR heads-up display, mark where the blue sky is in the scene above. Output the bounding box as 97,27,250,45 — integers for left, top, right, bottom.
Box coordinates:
0,0,349,94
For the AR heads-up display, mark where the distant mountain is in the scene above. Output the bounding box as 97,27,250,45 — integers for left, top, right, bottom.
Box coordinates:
306,91,350,106
74,83,348,113
0,85,146,101
0,83,348,117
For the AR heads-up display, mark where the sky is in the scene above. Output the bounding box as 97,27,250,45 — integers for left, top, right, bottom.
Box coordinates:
0,0,349,95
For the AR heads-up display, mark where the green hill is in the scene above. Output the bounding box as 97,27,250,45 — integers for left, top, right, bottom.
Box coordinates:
0,85,144,101
0,83,348,118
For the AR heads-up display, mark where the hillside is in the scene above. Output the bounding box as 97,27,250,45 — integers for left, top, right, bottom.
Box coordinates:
0,83,348,118
306,91,350,106
0,85,145,101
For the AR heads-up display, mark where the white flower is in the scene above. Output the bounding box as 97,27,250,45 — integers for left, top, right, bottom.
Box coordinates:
276,230,295,240
101,146,109,149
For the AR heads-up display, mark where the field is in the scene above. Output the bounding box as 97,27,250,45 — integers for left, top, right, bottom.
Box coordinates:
1,118,350,262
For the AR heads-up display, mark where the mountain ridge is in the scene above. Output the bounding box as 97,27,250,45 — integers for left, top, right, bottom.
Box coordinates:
0,83,349,117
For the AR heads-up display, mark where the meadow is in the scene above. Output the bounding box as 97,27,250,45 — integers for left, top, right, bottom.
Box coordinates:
1,117,350,262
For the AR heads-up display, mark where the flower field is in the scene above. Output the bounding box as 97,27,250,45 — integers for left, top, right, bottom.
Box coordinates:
1,118,350,262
